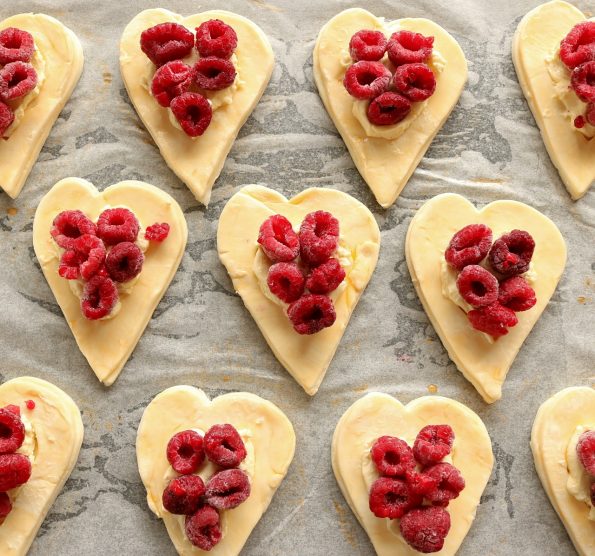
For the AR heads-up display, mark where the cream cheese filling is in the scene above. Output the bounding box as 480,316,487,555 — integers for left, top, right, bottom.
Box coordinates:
566,426,595,521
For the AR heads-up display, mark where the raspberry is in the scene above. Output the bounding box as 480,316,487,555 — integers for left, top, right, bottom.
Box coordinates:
0,407,25,454
162,475,205,515
399,506,451,553
343,61,391,100
488,230,535,277
25,400,35,410
81,275,119,320
576,430,595,476
105,242,144,283
387,30,434,66
145,222,170,242
204,424,246,468
405,470,439,497
97,208,139,246
0,102,14,136
0,453,31,491
424,463,465,507
185,505,222,551
4,406,19,416
367,91,411,125
413,425,454,467
559,21,595,69
195,19,237,60
0,492,11,520
267,262,305,303
58,250,82,280
498,276,536,312
170,92,212,137
258,215,300,263
287,294,336,335
468,302,518,338
51,210,97,250
575,115,586,128
591,482,595,506
392,63,436,102
349,30,388,62
151,60,191,107
299,211,339,267
166,430,205,475
140,22,194,66
205,468,251,510
305,258,345,294
587,102,595,126
368,477,421,519
444,224,493,271
73,234,106,281
0,62,37,102
571,61,595,103
0,28,35,65
193,57,236,91
456,265,499,308
370,436,416,478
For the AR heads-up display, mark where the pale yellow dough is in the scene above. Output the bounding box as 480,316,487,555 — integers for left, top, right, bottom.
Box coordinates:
137,386,295,556
32,178,188,386
513,0,594,200
120,9,274,206
405,193,566,404
313,8,467,208
332,393,493,556
217,185,380,396
0,14,83,199
0,376,83,556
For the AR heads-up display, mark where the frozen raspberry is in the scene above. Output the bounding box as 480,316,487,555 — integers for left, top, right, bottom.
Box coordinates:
81,275,119,320
4,406,19,417
0,102,14,136
369,477,421,519
145,222,170,242
488,230,535,277
393,63,436,102
105,242,144,283
387,30,434,66
367,91,411,125
400,506,451,553
140,22,194,66
258,215,300,263
370,436,416,478
299,211,339,267
445,224,493,270
193,57,236,91
96,208,139,246
287,294,336,335
406,470,439,497
559,21,595,69
456,265,499,308
343,61,391,100
424,463,465,507
413,425,454,467
204,424,246,468
575,115,586,128
267,262,305,303
349,30,388,62
195,19,237,60
0,492,11,520
0,62,37,102
0,28,34,65
205,469,251,510
498,276,536,312
0,453,31,491
25,400,35,411
468,302,518,338
170,92,212,137
151,60,191,107
73,234,106,281
58,250,82,280
162,475,205,515
576,430,595,476
51,210,97,250
0,407,25,454
185,505,222,551
587,103,595,126
166,430,205,475
305,258,345,295
571,61,595,103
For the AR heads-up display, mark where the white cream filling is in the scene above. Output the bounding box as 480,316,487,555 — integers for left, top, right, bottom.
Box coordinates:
566,425,595,521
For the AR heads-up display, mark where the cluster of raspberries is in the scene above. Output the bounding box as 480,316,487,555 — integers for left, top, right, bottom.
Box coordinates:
140,19,238,137
258,211,346,335
559,21,595,129
51,208,170,320
163,424,251,551
0,28,39,137
576,430,595,507
445,224,537,338
343,29,437,126
369,425,464,553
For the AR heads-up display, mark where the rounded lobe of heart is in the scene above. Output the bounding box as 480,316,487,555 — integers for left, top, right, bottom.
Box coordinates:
120,9,274,206
137,386,295,556
531,387,595,556
313,8,467,208
405,193,566,404
332,392,493,556
0,14,83,199
512,1,594,200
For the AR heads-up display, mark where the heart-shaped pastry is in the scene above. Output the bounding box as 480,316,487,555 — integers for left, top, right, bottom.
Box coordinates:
0,14,83,198
332,392,493,555
120,9,274,206
137,385,295,555
532,387,595,556
0,376,83,555
217,185,380,395
513,1,594,200
406,193,566,403
32,178,188,386
314,8,467,208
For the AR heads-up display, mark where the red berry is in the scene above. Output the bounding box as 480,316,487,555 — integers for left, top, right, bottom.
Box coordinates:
587,102,595,126
305,258,345,295
73,234,107,281
468,302,518,338
413,425,454,467
81,275,119,320
4,406,19,416
195,19,237,60
0,102,14,136
25,400,35,410
140,22,194,66
576,430,595,476
575,115,586,128
258,215,300,263
51,210,97,250
591,483,595,506
369,477,421,519
145,222,170,242
0,492,11,520
204,424,246,468
399,506,451,553
560,21,595,69
287,294,336,335
349,30,387,62
0,407,25,454
571,61,595,103
456,265,499,308
170,92,212,137
193,57,236,91
393,63,436,102
97,208,139,246
166,430,205,475
445,224,493,271
343,61,391,100
105,242,144,283
185,505,222,551
205,468,251,510
299,211,339,267
424,462,465,507
162,475,205,515
488,230,535,277
370,436,416,478
0,453,31,491
58,250,83,280
151,60,191,107
498,276,536,312
0,62,37,102
405,470,439,497
387,30,434,66
367,91,411,125
267,262,305,303
0,28,35,65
